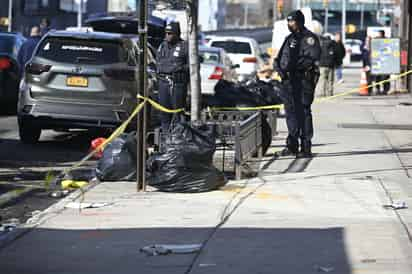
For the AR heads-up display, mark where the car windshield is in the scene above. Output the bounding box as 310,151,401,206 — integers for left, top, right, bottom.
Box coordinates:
199,50,220,64
0,36,15,53
36,37,127,65
211,41,252,54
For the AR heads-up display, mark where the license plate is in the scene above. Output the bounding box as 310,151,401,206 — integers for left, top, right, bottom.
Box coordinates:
66,76,88,87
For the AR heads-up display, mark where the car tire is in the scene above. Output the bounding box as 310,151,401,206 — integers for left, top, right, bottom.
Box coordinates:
18,117,41,144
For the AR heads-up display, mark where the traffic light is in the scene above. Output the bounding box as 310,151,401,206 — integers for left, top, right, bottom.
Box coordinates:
277,0,283,14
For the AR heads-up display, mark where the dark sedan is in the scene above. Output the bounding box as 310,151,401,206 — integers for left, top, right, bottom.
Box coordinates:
0,32,26,111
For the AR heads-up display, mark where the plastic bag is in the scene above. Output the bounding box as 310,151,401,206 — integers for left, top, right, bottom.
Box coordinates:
147,122,226,193
95,133,137,181
204,79,282,108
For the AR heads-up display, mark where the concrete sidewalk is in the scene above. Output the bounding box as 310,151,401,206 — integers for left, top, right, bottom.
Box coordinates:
1,69,412,273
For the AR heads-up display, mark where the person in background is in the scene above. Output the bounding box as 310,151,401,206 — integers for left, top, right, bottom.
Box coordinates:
373,30,390,95
361,36,373,96
315,33,337,97
334,32,346,84
40,17,51,36
17,26,41,77
273,10,321,158
155,22,189,132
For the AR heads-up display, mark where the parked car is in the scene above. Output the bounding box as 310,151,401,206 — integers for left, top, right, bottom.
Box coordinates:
199,46,238,95
0,32,26,111
344,38,363,61
18,29,157,144
207,36,265,82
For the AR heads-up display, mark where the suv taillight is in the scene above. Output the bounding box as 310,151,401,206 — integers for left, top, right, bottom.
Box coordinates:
0,57,11,70
208,66,224,80
104,69,135,81
25,63,51,75
243,57,257,63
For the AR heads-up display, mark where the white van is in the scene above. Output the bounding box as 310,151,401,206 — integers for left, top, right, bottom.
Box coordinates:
207,36,264,82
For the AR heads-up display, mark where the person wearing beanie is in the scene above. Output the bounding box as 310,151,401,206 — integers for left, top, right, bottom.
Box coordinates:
156,21,189,132
273,10,321,158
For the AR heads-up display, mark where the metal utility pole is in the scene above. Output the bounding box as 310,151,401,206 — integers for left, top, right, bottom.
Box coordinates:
324,0,329,33
77,0,83,28
188,0,201,122
296,0,301,9
342,0,346,42
273,0,278,22
399,0,408,92
8,0,12,32
407,0,412,92
244,3,249,28
136,0,148,191
360,3,364,30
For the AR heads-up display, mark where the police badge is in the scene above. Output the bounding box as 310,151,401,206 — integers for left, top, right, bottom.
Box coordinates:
306,37,315,46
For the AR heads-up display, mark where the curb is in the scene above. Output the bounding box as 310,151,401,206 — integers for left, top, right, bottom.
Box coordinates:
0,180,100,250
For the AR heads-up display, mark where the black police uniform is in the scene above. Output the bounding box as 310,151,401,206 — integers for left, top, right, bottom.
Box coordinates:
274,18,321,156
156,36,189,131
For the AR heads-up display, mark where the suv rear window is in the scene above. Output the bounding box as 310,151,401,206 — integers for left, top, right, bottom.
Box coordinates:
211,41,252,54
199,50,220,64
36,37,127,65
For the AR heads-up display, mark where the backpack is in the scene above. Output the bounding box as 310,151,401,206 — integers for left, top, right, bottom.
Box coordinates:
319,37,337,68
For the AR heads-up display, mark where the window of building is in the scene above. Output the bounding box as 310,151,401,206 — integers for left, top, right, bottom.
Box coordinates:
59,0,87,13
23,0,49,14
108,0,137,12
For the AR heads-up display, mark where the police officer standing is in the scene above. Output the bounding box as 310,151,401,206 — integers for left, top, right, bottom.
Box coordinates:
274,10,321,158
156,22,189,132
315,33,338,98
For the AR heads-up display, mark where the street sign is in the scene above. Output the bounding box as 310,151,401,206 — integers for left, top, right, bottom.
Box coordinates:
371,38,400,75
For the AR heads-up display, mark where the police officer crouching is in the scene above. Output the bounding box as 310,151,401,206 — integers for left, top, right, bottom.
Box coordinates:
156,22,189,132
273,10,321,158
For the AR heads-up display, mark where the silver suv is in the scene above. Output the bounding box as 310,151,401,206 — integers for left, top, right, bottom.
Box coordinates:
18,30,157,144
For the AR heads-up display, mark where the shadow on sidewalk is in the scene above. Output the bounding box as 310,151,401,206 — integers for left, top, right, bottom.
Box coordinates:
314,147,412,158
0,227,351,274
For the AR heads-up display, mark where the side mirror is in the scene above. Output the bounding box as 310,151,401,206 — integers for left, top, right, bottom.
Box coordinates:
199,55,204,63
231,64,240,69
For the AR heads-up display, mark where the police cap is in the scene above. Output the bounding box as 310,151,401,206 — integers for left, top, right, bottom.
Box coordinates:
165,22,181,36
287,10,305,26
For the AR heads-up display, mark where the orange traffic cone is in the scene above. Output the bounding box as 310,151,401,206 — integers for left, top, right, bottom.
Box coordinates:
359,71,369,96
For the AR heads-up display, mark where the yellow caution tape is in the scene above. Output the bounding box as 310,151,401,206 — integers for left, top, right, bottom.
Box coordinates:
137,94,185,113
46,68,412,188
60,100,146,176
210,69,412,112
211,104,284,111
316,68,412,103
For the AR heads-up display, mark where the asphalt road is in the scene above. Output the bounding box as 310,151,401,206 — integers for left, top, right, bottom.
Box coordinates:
0,112,102,225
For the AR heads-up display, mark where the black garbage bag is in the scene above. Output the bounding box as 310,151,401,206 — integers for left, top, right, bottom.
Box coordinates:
245,79,283,106
147,122,226,193
203,79,283,108
204,80,265,108
261,115,272,155
96,133,137,181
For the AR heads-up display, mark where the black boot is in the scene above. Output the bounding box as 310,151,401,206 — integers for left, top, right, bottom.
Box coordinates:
279,146,299,156
297,141,312,158
278,136,299,156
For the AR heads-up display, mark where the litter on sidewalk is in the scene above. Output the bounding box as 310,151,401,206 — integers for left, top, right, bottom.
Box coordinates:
61,180,88,190
0,218,20,232
383,201,408,210
315,265,335,272
64,202,113,209
140,244,202,256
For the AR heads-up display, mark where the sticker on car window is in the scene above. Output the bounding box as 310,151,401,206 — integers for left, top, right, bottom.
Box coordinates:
43,42,50,51
61,45,103,52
